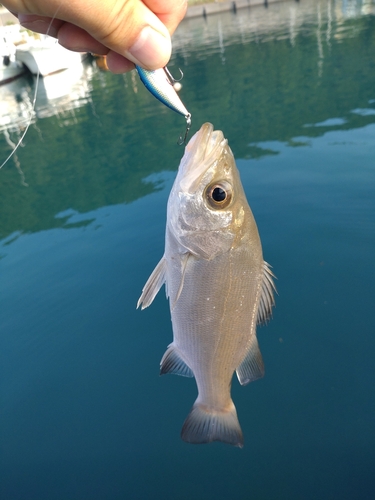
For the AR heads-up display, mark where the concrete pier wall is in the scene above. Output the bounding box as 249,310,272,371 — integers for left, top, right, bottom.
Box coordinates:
185,0,293,19
0,1,297,25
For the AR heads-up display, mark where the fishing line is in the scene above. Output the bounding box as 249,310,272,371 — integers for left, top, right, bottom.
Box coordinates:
0,5,62,171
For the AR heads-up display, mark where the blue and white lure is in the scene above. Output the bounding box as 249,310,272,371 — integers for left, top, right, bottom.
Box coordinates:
135,65,191,145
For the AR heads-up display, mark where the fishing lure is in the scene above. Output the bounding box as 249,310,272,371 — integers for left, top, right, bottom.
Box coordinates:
135,65,191,144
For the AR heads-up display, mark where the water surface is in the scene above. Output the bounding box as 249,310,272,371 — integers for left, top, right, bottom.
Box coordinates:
1,1,375,498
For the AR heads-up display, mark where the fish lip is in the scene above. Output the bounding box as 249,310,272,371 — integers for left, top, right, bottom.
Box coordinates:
178,123,227,193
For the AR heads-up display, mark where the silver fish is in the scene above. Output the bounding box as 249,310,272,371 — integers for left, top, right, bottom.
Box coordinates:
137,123,276,447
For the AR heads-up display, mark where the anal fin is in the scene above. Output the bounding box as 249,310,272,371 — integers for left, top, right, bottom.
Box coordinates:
160,344,194,377
236,335,265,386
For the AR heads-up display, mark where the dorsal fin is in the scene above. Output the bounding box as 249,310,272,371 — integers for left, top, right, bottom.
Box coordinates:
257,261,277,325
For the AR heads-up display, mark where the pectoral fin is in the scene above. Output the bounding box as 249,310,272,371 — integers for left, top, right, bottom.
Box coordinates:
171,252,191,310
257,261,277,325
137,256,167,310
236,335,265,385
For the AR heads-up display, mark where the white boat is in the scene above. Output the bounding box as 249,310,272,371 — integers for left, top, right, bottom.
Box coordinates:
15,35,84,76
0,55,25,85
0,25,26,84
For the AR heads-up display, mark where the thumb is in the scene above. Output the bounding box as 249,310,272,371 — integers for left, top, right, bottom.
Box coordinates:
67,0,174,68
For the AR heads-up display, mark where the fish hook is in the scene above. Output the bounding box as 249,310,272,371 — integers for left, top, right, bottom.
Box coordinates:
177,114,192,146
164,66,184,83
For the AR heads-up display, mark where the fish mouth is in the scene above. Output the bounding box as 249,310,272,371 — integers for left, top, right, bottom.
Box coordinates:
178,123,227,193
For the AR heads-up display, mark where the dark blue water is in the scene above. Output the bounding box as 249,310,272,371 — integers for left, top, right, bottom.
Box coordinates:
1,1,375,498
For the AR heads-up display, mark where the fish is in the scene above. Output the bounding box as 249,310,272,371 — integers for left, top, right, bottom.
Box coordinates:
137,123,276,447
135,65,191,143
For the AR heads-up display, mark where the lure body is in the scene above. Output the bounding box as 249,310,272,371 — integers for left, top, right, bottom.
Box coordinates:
135,65,191,120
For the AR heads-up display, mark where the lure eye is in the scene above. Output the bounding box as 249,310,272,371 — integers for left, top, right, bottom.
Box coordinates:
205,181,232,209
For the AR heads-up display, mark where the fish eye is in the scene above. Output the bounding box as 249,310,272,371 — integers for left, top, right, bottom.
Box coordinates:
212,187,226,202
205,181,232,209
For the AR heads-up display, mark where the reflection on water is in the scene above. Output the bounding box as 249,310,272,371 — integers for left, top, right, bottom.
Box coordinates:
34,63,94,120
0,75,34,133
173,0,375,56
0,62,95,133
0,0,374,240
0,1,375,499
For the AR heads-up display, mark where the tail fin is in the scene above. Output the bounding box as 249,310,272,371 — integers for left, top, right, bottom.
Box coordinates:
180,401,244,448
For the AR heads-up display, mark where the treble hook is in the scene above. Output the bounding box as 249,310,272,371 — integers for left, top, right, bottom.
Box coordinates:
164,66,184,83
177,113,192,146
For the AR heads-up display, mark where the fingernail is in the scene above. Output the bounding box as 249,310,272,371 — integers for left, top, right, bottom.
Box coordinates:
126,26,171,69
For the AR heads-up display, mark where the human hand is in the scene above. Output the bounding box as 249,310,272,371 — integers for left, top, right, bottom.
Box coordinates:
2,0,187,73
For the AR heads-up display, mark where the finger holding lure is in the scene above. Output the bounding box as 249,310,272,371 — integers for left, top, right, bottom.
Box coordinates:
135,65,191,145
